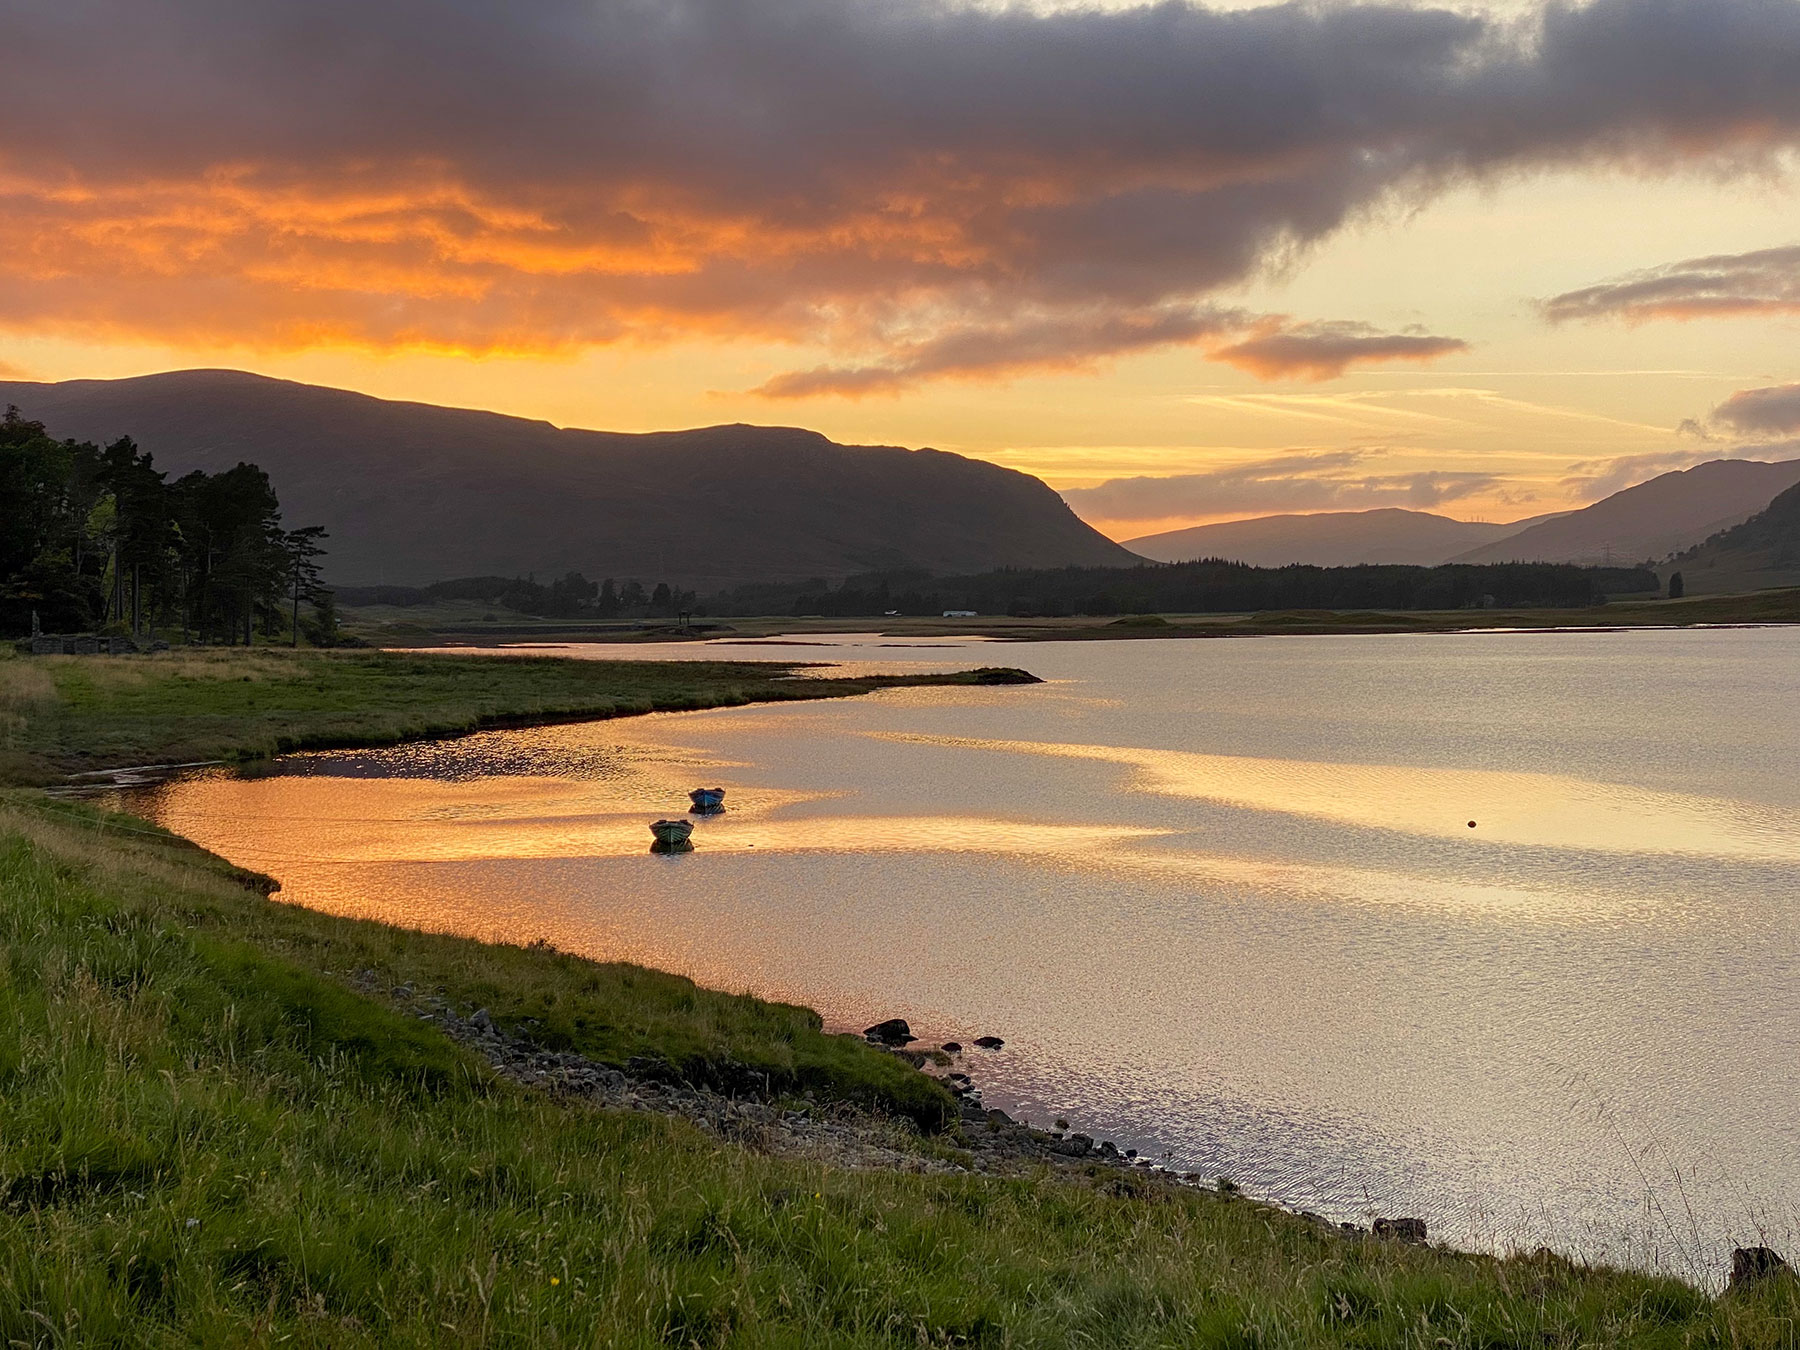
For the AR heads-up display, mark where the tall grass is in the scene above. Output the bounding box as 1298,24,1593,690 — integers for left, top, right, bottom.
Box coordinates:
4,801,1799,1346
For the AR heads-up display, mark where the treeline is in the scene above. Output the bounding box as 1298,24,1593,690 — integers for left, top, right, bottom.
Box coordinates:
708,558,1661,618
0,407,337,643
336,574,702,620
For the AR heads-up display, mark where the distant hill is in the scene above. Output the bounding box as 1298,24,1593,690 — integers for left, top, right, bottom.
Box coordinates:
1124,508,1549,567
0,370,1139,587
1452,458,1800,566
1664,480,1800,594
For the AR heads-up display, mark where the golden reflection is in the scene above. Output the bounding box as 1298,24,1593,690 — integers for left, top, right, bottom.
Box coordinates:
134,771,1164,875
876,733,1800,862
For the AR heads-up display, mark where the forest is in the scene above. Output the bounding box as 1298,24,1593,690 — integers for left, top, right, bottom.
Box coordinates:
0,407,335,643
336,574,702,620
709,558,1663,618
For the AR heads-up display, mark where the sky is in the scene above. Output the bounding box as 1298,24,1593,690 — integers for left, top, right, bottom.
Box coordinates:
5,0,1800,542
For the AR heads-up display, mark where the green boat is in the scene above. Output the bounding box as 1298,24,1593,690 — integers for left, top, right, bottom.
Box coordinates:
649,818,695,846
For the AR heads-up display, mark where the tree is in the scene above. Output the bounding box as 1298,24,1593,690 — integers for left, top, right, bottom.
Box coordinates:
1668,571,1685,599
283,525,330,646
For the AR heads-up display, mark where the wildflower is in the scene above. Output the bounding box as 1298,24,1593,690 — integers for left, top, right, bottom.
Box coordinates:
550,1277,560,1286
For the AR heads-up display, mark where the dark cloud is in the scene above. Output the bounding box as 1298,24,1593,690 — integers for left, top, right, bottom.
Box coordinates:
1542,245,1800,323
1711,382,1800,435
4,0,1800,376
1061,450,1500,524
1209,321,1468,381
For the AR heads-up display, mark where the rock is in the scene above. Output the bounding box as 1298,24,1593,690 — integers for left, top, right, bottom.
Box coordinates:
864,1018,915,1046
1098,1141,1120,1159
1373,1217,1427,1244
973,1035,1005,1049
1054,1133,1094,1158
940,1042,962,1054
1124,1149,1137,1160
1731,1246,1791,1289
1339,1223,1366,1237
471,1008,493,1031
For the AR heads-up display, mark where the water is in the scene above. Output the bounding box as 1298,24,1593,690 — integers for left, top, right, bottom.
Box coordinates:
110,629,1800,1280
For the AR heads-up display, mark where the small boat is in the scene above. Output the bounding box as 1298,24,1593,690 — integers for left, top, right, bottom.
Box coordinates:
688,787,726,813
649,818,695,846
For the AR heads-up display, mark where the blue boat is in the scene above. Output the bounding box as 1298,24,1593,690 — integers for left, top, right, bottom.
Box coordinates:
688,787,726,813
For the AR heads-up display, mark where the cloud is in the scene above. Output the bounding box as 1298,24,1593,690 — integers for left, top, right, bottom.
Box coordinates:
4,0,1800,381
1542,244,1800,323
1061,449,1500,524
1208,321,1468,381
751,303,1250,398
1711,382,1800,435
749,309,1465,396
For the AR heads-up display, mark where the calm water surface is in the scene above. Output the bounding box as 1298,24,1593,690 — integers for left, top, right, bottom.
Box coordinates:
115,630,1800,1278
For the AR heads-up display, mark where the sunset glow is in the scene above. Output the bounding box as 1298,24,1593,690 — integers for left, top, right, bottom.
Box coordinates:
6,0,1800,537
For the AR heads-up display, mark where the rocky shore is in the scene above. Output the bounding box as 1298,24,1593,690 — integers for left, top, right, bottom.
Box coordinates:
356,973,1428,1239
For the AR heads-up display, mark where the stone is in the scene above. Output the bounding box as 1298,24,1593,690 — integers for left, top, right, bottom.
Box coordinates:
940,1042,962,1054
1373,1217,1427,1244
1731,1246,1791,1289
471,1008,493,1031
863,1018,915,1045
1055,1133,1094,1157
973,1035,1005,1049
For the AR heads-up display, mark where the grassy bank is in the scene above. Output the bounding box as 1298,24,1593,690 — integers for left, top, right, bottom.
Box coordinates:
0,646,1035,785
6,799,1797,1347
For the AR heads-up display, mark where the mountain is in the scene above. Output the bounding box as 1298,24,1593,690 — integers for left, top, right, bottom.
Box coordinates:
1664,480,1800,594
1123,508,1546,567
1452,458,1800,566
0,370,1138,588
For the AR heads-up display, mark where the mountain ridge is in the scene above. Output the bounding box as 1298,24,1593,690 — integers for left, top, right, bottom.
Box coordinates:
0,369,1139,587
1450,458,1800,566
1124,508,1545,568
1663,479,1800,594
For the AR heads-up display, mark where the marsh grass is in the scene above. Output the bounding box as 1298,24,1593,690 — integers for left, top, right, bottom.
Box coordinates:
5,802,1800,1346
0,645,1027,784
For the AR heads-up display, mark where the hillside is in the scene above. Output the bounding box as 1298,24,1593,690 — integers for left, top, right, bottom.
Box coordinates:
1453,458,1800,565
0,370,1138,588
1124,508,1537,566
1665,480,1800,594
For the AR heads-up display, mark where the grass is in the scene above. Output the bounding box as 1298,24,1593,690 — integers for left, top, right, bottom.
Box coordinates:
0,646,1036,785
6,799,1799,1346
